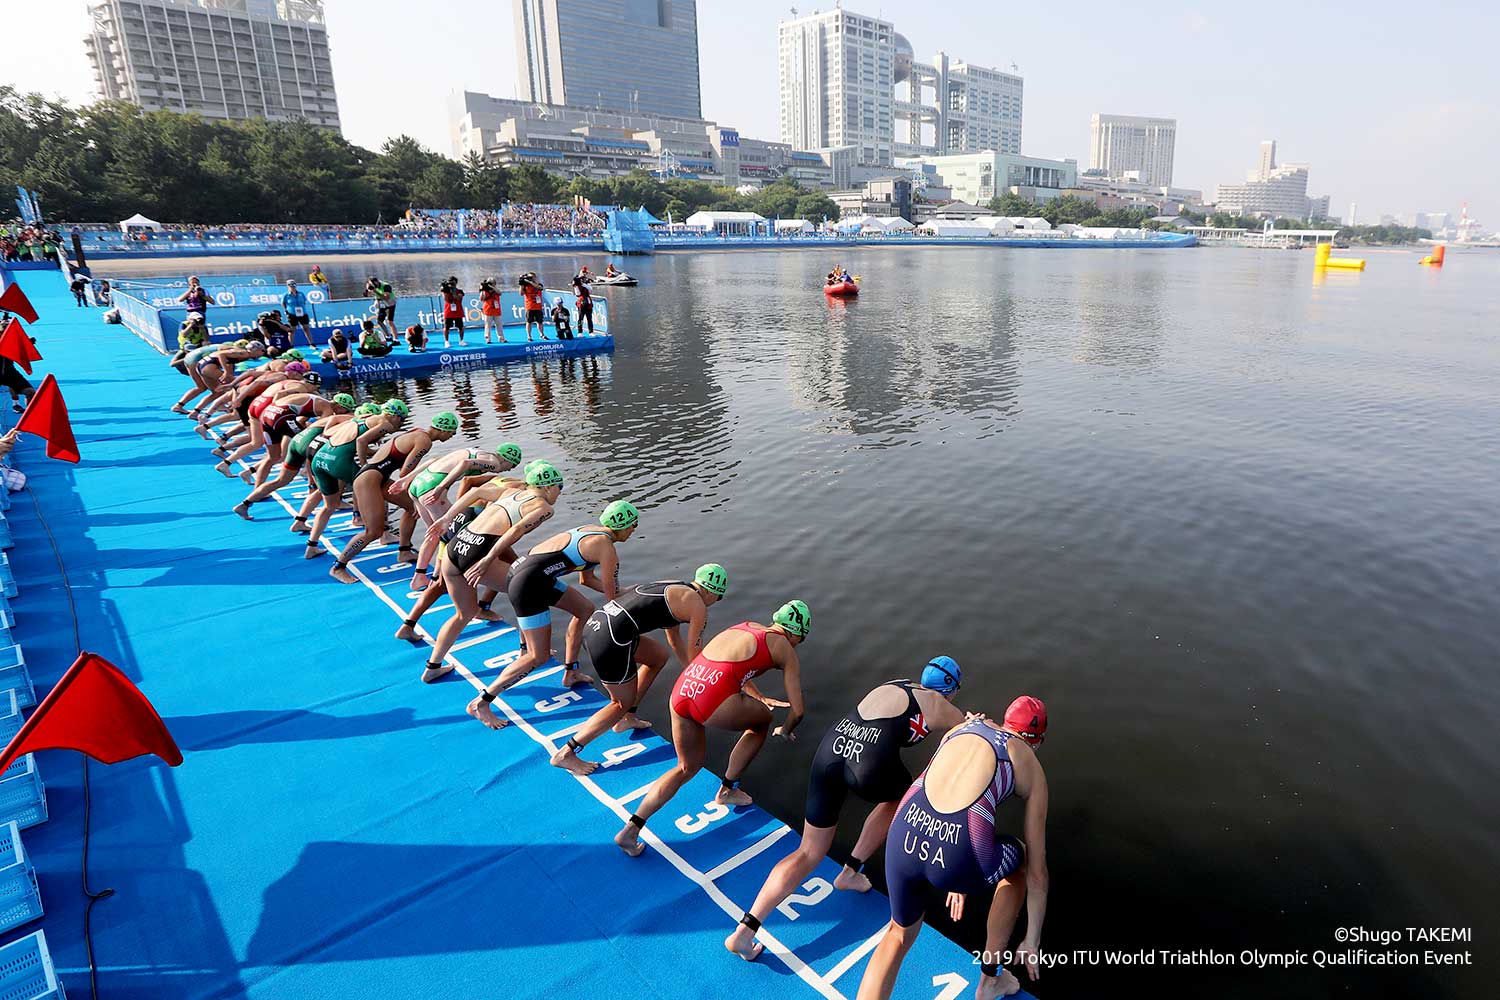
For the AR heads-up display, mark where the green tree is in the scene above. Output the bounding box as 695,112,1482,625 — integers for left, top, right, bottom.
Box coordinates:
461,152,508,208
985,191,1035,216
507,165,561,205
794,192,839,223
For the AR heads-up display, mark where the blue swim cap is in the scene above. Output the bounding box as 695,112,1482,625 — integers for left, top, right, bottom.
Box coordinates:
921,656,962,694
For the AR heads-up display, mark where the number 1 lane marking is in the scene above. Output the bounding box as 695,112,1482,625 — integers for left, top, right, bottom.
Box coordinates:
249,477,855,1000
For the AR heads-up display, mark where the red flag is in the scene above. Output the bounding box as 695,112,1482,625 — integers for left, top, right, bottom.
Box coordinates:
0,652,182,776
0,318,42,375
14,374,80,463
0,282,38,324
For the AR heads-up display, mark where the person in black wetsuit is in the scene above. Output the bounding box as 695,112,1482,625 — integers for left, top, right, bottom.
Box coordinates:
549,564,727,776
857,696,1051,1000
725,657,973,962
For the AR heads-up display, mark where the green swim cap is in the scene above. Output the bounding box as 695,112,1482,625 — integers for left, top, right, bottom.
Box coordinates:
283,349,304,362
332,393,356,410
526,463,563,488
694,563,728,597
601,500,640,532
773,599,811,638
497,442,523,466
432,411,459,432
382,399,409,418
355,402,381,417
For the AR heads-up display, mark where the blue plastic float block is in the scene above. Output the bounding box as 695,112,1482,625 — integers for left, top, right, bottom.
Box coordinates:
0,520,11,550
0,655,32,711
0,555,15,598
0,930,65,1000
0,756,45,831
0,820,43,935
0,489,10,511
0,690,19,745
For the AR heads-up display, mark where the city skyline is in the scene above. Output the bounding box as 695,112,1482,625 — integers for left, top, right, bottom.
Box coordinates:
2,0,1494,224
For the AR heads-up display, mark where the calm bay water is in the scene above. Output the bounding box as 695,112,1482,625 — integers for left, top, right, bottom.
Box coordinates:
132,246,1500,997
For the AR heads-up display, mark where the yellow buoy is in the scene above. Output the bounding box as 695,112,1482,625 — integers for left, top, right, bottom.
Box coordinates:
1419,244,1445,266
1314,242,1365,271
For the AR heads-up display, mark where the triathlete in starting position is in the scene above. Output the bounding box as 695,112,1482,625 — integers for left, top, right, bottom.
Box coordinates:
391,440,523,582
614,603,810,857
464,502,642,729
303,400,402,557
726,657,971,961
418,462,564,684
328,410,457,583
855,697,1050,1000
549,564,726,776
232,393,357,518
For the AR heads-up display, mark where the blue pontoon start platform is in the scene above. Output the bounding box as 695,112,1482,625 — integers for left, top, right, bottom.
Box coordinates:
2,267,1035,1000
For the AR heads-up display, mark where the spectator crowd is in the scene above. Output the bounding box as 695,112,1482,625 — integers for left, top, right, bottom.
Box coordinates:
500,204,607,236
1,223,62,262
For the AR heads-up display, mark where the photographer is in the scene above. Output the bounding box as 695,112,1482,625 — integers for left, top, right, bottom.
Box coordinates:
550,296,573,340
519,271,546,342
366,275,398,341
439,276,466,348
478,278,503,344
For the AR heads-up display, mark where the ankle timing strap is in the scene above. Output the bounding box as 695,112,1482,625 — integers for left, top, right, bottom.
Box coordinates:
481,690,497,703
981,962,1001,978
738,912,761,932
629,813,646,829
850,857,867,874
721,777,741,792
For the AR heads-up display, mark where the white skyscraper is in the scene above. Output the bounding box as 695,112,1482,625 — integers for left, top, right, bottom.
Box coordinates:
778,9,896,167
1214,140,1331,219
514,0,702,121
84,0,341,131
1088,114,1176,187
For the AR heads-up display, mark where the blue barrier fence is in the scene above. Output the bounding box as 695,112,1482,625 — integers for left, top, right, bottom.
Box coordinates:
119,288,610,353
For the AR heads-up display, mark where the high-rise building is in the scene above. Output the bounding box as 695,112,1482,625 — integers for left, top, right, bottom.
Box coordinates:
513,0,702,121
1088,114,1176,187
778,9,897,167
1213,140,1331,219
84,0,341,131
896,47,1023,158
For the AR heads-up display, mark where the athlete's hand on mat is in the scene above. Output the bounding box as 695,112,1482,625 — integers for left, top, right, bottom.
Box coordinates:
1016,936,1042,981
945,892,965,920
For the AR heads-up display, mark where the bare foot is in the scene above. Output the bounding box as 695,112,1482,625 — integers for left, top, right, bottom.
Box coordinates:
381,531,400,545
409,571,430,591
715,786,753,807
833,866,872,893
614,824,646,857
330,564,357,584
395,623,419,641
475,607,504,622
304,543,325,559
549,745,599,776
561,668,590,687
196,425,211,439
396,548,416,565
214,462,236,478
290,519,311,534
239,470,255,484
211,448,227,458
612,714,652,733
171,404,187,414
976,969,1021,999
724,929,764,962
421,662,453,683
467,697,510,730
232,502,253,520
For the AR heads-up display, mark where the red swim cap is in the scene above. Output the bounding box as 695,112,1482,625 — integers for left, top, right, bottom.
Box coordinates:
1003,696,1047,747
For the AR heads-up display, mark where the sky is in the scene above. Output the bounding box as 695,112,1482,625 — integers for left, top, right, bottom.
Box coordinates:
6,1,1497,225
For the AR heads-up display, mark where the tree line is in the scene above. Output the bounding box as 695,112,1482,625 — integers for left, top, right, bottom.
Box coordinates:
0,88,840,225
984,192,1162,229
